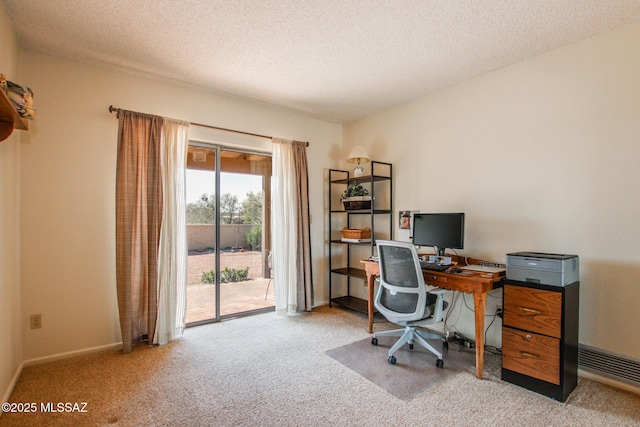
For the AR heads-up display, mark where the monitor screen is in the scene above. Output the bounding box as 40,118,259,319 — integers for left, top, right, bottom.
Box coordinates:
412,213,465,256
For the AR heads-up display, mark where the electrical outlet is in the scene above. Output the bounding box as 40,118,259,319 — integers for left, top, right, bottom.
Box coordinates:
30,314,42,329
496,306,503,319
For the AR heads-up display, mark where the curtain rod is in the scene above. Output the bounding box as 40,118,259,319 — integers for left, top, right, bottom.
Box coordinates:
108,105,309,147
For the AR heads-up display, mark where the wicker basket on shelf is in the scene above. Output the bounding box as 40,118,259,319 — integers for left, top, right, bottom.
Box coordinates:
340,227,371,239
342,196,372,210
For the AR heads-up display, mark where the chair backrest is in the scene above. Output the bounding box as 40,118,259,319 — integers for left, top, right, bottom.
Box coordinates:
374,240,428,323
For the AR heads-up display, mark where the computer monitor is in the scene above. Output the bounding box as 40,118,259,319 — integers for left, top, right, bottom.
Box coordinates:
412,213,465,257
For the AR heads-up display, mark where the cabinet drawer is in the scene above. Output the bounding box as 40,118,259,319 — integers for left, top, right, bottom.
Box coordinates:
504,285,562,338
502,327,560,385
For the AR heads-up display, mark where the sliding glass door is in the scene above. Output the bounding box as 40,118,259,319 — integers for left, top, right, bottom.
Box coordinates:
185,144,273,324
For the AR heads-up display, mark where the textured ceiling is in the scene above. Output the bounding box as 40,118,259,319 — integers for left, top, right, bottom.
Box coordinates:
3,0,640,123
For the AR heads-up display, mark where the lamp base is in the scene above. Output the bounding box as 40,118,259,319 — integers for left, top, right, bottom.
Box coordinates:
353,166,365,176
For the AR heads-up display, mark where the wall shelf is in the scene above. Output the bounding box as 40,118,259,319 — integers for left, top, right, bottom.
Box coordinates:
0,88,29,142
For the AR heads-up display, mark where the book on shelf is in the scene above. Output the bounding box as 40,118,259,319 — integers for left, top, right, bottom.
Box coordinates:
341,237,372,243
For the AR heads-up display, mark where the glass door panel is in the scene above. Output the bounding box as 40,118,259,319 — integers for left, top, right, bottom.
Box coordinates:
219,150,273,316
185,146,218,323
185,145,273,325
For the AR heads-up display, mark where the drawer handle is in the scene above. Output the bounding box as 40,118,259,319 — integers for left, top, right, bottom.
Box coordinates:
519,351,539,359
518,307,542,315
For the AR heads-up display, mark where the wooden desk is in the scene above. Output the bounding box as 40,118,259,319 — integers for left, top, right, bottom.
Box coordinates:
361,259,504,379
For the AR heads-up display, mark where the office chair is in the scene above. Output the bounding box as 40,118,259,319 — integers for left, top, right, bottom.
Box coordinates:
372,240,448,368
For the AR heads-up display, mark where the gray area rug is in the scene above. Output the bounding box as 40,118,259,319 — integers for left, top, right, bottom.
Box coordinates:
326,336,477,401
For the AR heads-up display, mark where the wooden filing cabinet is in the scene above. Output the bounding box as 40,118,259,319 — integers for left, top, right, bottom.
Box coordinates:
502,280,579,402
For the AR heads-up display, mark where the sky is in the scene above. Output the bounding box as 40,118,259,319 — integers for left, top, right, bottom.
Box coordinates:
186,170,263,203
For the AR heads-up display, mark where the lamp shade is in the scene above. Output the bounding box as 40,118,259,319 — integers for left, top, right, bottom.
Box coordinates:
346,146,370,164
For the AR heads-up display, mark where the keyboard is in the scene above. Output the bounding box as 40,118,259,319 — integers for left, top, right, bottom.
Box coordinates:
461,265,505,273
419,261,450,272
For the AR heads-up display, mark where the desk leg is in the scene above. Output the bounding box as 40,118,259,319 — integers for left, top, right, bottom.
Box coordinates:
473,291,487,379
367,273,375,333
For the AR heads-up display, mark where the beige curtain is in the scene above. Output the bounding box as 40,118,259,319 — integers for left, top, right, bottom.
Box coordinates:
293,142,313,311
271,138,313,315
116,111,163,353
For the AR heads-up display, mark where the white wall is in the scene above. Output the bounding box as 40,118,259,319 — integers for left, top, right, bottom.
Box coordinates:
19,52,341,360
344,21,640,358
0,3,24,402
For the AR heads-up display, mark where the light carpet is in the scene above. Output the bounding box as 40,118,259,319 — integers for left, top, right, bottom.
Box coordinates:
326,336,480,401
1,306,639,426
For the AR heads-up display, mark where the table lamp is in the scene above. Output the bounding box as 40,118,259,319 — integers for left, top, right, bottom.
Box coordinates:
346,146,370,176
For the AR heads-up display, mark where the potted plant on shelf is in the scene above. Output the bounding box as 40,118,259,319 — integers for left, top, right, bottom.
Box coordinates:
341,182,371,210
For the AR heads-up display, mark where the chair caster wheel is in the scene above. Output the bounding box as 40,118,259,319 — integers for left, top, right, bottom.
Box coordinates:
372,337,378,346
436,359,444,369
388,356,397,365
443,341,449,351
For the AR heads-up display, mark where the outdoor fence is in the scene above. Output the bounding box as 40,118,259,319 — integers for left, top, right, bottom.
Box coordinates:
187,224,254,251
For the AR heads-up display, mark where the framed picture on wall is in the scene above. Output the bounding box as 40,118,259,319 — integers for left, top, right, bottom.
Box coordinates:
397,210,419,242
400,211,411,229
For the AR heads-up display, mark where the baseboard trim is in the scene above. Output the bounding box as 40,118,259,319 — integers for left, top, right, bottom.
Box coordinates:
2,361,25,409
2,342,122,417
579,369,640,395
23,342,122,367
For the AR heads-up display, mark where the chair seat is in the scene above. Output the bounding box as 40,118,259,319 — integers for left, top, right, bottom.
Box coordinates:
396,317,433,327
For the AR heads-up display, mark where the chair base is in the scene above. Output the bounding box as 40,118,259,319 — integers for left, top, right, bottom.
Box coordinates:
372,326,444,367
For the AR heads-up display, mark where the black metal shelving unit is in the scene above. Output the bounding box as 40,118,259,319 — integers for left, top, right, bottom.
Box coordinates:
328,161,393,314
